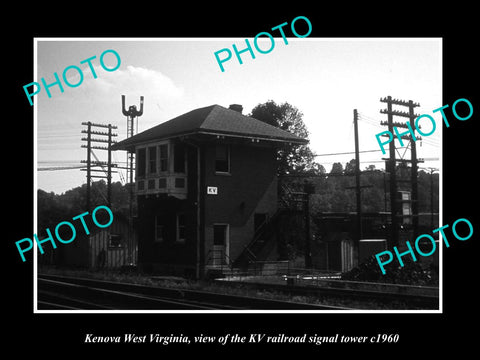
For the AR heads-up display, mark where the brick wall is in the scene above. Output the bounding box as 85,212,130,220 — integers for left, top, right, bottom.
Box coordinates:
203,142,278,264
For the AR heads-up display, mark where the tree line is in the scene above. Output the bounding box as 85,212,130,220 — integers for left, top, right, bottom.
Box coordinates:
37,100,439,280
38,100,439,241
250,100,439,215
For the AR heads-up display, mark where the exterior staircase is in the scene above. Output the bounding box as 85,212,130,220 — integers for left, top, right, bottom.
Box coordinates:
206,181,308,278
233,209,283,269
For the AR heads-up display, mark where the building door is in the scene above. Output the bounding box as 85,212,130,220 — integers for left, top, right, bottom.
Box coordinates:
213,224,229,266
341,239,354,272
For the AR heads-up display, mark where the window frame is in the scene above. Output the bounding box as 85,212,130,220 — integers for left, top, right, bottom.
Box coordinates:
108,233,123,248
136,148,146,178
173,142,186,174
159,143,169,173
136,141,171,177
176,213,186,243
147,146,157,175
215,144,230,174
154,215,165,243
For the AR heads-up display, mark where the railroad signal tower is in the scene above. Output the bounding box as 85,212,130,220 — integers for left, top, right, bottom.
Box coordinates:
121,95,144,266
121,95,144,188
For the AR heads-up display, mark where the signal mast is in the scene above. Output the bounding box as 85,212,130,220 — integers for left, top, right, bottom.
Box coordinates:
121,95,144,265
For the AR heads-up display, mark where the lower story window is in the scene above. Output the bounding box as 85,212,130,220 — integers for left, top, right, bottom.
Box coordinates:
158,178,167,188
148,179,156,190
175,177,185,188
109,234,122,248
177,213,186,243
155,216,165,243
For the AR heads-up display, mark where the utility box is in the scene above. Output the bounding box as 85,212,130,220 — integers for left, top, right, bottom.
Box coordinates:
359,239,387,264
326,238,355,272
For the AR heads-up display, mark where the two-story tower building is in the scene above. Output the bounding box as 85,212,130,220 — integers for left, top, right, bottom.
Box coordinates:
112,104,307,278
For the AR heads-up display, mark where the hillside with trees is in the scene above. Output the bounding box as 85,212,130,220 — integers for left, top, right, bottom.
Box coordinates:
249,100,439,273
37,181,130,234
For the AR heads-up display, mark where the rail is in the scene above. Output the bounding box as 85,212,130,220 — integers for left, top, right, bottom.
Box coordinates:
38,274,352,310
283,275,439,297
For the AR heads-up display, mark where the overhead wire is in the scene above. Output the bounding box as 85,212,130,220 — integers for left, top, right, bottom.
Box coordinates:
313,149,384,157
38,165,84,171
358,111,441,150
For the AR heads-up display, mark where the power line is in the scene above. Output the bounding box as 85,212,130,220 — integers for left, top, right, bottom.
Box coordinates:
358,111,441,147
38,165,85,171
38,160,81,163
357,113,384,128
420,137,440,145
314,149,383,157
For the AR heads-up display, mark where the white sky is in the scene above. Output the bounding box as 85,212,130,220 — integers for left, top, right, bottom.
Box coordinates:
36,38,442,194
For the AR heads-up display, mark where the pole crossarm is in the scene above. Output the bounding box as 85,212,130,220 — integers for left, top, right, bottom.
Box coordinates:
380,97,420,107
380,120,422,129
380,109,421,118
81,137,117,144
82,121,118,129
81,130,118,137
81,121,116,209
380,134,422,141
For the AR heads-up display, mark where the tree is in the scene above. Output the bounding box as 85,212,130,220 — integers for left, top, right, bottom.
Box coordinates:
330,162,344,175
250,100,324,175
37,180,131,232
344,159,356,175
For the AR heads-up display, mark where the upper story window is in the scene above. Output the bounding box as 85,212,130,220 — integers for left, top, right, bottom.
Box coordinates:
137,148,146,177
135,141,188,181
159,144,168,172
174,143,186,173
215,144,230,173
148,146,157,174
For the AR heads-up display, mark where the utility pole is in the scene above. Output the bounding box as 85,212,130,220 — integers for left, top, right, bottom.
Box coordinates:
426,167,438,229
430,169,434,229
408,101,419,239
107,124,113,206
384,97,398,247
81,122,118,209
303,181,315,269
353,109,362,243
85,122,91,211
379,96,422,247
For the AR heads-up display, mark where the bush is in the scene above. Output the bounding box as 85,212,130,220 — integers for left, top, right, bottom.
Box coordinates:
342,256,439,286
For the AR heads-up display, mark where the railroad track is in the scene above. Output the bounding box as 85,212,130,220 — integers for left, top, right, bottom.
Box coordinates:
37,274,352,311
215,277,439,309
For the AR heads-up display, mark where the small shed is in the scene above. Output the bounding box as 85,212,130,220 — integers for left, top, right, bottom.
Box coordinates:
60,212,137,269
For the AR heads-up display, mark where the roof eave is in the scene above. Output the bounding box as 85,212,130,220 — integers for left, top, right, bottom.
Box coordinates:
196,130,308,145
111,130,308,151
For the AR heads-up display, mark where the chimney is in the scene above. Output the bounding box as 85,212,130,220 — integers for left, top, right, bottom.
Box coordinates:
229,104,243,114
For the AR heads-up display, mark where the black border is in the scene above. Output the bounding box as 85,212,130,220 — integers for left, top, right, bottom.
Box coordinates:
8,4,479,355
